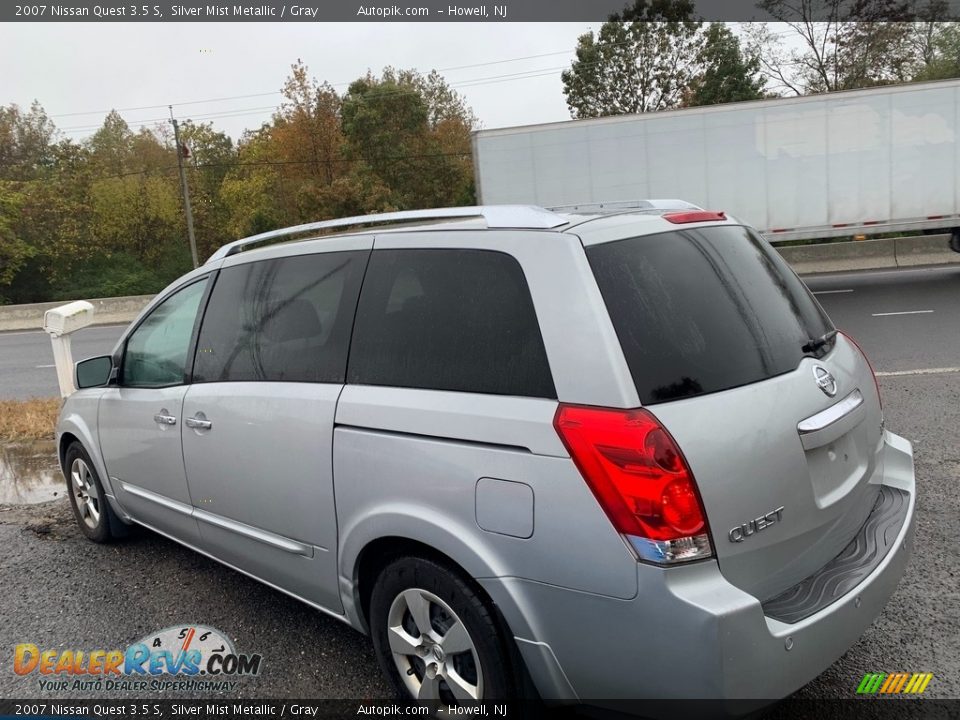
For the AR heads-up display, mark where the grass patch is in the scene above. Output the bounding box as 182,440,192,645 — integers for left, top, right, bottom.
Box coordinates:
0,398,61,441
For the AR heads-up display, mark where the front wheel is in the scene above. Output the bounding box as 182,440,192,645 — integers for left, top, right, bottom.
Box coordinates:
370,556,516,705
64,442,121,543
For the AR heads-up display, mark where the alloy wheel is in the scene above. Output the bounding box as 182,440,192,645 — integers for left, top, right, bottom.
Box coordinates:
70,458,101,529
386,587,483,704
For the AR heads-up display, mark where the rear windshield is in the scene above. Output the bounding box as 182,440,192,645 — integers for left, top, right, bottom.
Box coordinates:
587,225,833,404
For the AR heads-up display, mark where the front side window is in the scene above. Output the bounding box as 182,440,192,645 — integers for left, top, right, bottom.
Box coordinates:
123,279,208,388
192,250,366,384
347,248,556,398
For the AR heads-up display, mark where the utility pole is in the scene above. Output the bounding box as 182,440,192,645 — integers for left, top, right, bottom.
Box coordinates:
170,106,199,268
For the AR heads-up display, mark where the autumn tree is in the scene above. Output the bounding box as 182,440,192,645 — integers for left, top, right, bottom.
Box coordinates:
0,102,57,181
273,60,345,186
87,110,136,175
341,68,475,209
0,63,480,304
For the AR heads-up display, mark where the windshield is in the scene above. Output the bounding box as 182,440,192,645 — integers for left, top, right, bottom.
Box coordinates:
587,224,834,404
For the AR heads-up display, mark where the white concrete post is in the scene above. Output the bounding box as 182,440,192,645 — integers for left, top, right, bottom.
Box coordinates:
42,301,95,398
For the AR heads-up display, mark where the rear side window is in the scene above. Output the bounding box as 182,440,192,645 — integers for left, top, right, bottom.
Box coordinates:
193,250,366,383
587,225,833,404
348,249,555,398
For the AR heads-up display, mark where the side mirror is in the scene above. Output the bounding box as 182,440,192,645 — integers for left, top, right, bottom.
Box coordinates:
76,355,114,389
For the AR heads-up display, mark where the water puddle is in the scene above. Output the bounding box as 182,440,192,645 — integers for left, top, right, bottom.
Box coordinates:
0,440,63,504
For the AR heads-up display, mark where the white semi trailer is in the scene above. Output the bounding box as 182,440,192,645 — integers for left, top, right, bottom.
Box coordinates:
473,78,960,243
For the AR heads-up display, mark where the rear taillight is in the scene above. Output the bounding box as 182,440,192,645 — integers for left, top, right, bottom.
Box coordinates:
840,331,882,409
553,404,713,564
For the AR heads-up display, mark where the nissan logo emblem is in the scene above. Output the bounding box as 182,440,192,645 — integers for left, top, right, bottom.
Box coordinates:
813,365,838,397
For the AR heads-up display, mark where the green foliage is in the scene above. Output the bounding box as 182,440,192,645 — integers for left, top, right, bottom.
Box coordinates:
0,61,477,304
687,23,766,106
49,246,193,301
341,68,475,208
912,23,960,80
0,182,32,290
750,2,960,94
561,0,704,117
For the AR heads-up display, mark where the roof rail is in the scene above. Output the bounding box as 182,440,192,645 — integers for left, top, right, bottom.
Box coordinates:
548,199,702,213
206,205,568,263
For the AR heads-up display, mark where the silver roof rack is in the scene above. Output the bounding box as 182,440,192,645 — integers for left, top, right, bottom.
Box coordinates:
206,205,569,263
548,199,702,213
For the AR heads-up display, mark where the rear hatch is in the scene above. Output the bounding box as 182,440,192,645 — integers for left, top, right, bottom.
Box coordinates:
586,223,884,600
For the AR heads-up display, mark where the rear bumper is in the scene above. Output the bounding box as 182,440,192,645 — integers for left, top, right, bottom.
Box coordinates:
481,430,915,703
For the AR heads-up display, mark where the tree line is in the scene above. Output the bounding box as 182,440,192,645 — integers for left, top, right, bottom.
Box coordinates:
2,7,960,304
0,63,476,304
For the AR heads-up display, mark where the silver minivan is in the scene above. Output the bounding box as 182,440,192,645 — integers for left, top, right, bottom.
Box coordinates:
59,203,915,707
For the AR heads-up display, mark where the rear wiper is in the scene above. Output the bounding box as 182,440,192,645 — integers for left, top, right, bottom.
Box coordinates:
801,329,839,356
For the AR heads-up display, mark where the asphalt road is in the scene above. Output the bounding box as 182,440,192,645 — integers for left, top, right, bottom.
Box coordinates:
2,265,958,400
0,325,126,400
804,265,960,375
0,265,958,709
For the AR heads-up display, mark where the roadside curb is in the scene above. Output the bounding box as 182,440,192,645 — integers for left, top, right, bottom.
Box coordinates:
779,234,958,275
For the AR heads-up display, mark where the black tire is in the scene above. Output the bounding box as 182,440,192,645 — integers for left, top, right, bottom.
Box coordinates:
370,555,517,704
64,442,122,543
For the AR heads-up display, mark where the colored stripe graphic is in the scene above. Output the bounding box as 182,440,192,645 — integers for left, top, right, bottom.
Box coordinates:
881,673,908,693
857,673,886,694
858,672,933,694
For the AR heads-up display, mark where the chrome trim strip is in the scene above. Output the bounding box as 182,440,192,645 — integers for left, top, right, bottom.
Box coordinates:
798,389,864,434
193,508,314,558
119,481,194,516
119,481,314,557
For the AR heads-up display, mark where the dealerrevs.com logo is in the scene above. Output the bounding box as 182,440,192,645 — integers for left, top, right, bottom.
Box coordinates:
14,625,263,693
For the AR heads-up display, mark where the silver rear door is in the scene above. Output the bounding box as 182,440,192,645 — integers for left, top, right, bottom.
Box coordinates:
180,240,370,613
586,223,884,598
651,337,883,599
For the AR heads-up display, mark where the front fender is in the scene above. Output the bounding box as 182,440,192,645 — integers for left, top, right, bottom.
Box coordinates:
56,389,129,519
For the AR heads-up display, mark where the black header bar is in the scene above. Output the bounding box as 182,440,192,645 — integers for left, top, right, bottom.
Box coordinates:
3,0,958,22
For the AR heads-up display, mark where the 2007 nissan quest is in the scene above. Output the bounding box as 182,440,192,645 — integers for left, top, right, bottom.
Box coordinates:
59,202,915,706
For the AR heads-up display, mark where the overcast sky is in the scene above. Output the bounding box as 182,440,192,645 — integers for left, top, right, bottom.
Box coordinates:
1,23,606,141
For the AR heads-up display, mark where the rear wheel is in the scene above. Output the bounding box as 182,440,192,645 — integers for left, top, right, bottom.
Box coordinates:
64,442,120,543
370,556,515,705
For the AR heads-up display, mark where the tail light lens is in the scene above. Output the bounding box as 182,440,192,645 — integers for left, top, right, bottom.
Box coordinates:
553,404,713,564
840,331,882,409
